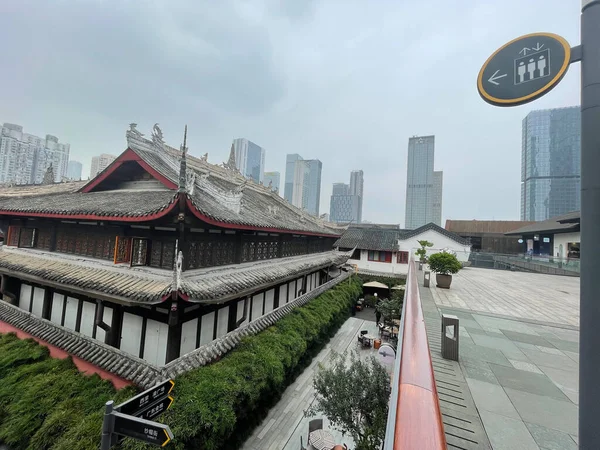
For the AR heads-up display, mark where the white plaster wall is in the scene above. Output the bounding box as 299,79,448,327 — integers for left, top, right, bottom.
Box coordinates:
63,297,79,331
287,281,296,303
398,229,472,263
237,299,248,326
279,285,287,304
216,306,229,338
79,301,96,338
264,289,275,314
553,232,580,258
143,319,168,366
50,293,65,325
180,318,198,356
19,284,31,312
31,287,45,317
200,312,215,346
96,306,113,343
353,250,403,275
120,312,143,357
251,293,263,321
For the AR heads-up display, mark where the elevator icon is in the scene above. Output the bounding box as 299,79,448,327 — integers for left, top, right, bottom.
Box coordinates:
514,48,551,85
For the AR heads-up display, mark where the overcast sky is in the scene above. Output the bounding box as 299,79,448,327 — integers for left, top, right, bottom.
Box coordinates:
0,0,581,226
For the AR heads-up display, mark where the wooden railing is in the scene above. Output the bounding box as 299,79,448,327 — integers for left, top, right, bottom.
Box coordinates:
383,258,446,449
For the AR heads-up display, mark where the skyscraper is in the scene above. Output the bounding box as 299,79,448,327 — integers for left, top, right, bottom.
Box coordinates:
263,171,280,193
232,138,265,184
90,154,116,178
0,123,70,185
291,159,322,216
67,161,83,181
521,106,581,221
330,171,364,224
284,154,303,202
404,135,442,229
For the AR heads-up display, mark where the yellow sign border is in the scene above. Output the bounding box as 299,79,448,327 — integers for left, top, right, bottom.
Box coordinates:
477,32,571,105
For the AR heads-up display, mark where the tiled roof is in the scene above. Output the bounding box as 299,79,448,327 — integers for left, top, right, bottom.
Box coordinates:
400,223,471,246
445,220,536,234
0,180,86,197
334,226,400,251
505,212,580,235
0,270,352,389
334,222,470,250
0,189,177,218
0,247,351,305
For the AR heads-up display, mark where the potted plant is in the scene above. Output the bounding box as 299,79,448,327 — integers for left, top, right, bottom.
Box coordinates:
415,240,433,270
427,252,462,289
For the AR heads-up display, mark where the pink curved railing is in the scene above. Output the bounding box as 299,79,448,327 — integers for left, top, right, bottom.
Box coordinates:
384,259,446,449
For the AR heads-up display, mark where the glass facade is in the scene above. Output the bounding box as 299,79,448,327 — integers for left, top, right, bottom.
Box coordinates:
330,171,364,224
521,107,580,221
263,171,280,192
405,136,441,229
284,154,302,203
233,138,265,184
291,159,322,216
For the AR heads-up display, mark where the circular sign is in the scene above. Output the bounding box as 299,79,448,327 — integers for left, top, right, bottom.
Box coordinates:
477,32,571,107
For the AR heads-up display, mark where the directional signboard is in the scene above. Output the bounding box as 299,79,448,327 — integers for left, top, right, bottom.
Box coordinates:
113,412,174,447
477,32,571,107
117,379,175,416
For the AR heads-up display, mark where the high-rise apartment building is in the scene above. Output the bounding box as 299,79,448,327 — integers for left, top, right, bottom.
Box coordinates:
263,171,280,193
521,107,581,221
90,154,116,178
0,123,70,185
284,154,303,202
67,161,83,181
232,138,265,184
291,159,322,216
404,135,442,229
330,170,364,224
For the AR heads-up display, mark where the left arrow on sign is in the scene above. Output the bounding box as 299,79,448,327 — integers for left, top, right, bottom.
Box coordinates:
488,70,508,86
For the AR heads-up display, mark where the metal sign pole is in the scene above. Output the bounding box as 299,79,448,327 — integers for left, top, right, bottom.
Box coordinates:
580,1,600,448
101,401,115,450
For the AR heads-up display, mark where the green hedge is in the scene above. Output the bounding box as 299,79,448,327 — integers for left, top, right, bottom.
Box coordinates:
357,273,406,288
0,276,362,450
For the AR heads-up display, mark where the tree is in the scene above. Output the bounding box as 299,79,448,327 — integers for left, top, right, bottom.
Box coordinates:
415,240,434,262
428,251,462,275
376,295,403,325
305,352,391,450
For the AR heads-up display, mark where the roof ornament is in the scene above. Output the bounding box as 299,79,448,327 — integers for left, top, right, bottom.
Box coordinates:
172,240,183,292
268,205,279,216
233,179,247,195
267,180,272,189
223,143,239,172
178,125,188,193
152,123,165,150
200,153,208,162
128,123,143,137
42,164,54,185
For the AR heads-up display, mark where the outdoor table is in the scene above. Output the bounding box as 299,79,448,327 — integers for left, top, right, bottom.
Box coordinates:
363,334,377,345
308,429,336,450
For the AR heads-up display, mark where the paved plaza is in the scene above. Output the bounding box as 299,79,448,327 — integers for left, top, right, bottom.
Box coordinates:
426,267,580,450
241,314,384,450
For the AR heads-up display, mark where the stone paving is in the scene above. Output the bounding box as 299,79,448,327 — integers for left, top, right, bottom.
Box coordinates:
429,267,580,327
426,267,579,450
241,313,385,450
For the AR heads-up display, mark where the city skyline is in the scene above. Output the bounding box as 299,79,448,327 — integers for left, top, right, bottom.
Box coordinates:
330,170,364,224
90,153,116,179
291,158,322,216
404,135,443,229
232,138,265,184
521,106,581,221
263,170,280,193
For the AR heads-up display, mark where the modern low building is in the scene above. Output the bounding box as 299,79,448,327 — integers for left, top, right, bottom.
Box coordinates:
505,211,580,259
445,220,535,254
0,124,349,386
335,223,470,276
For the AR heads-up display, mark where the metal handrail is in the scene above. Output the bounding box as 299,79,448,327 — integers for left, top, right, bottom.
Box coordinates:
383,258,446,449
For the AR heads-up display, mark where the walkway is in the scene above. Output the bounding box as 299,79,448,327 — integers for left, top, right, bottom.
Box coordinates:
424,267,579,450
241,313,383,450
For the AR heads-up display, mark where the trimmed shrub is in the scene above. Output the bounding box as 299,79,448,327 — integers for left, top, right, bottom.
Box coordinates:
0,276,362,450
357,273,406,288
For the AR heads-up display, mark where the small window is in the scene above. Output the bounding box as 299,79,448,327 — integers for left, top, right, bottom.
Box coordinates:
397,251,409,264
349,249,361,260
114,236,132,264
368,251,392,262
18,228,36,248
131,238,149,267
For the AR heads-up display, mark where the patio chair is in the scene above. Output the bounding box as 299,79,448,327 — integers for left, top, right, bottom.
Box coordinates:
308,418,323,433
360,330,368,336
357,335,364,346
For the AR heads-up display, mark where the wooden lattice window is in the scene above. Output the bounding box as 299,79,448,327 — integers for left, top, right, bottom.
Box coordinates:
131,238,148,267
6,226,20,247
114,236,132,264
18,228,35,248
149,240,175,270
397,251,409,264
34,228,52,250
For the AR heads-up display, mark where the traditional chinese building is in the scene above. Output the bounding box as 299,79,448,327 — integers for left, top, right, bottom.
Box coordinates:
0,125,350,385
